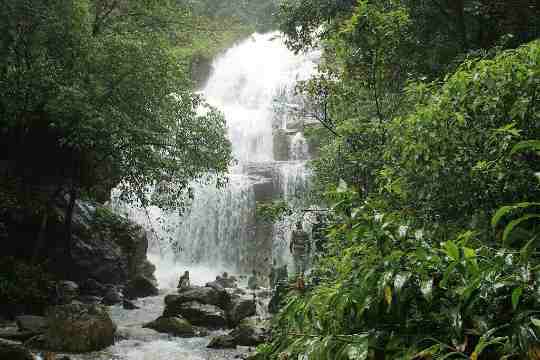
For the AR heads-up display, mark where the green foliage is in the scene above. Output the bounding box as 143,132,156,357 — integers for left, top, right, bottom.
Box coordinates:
257,190,540,359
381,41,540,230
0,258,55,316
0,0,233,212
267,3,540,358
256,200,293,223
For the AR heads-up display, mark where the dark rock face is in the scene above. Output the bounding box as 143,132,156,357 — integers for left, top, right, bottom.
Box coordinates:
124,275,158,300
55,281,80,305
43,303,116,353
227,296,256,327
143,316,195,337
0,339,35,360
169,301,227,329
62,201,155,287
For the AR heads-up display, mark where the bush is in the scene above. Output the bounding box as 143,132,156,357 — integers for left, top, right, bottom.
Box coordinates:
0,258,55,318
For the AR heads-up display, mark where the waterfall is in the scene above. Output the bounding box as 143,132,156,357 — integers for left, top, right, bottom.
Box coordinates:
122,33,319,288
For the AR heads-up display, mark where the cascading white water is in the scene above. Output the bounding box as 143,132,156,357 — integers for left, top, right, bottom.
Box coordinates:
155,32,319,279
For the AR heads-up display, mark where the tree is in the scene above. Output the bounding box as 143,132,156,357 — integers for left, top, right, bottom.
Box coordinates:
0,0,232,258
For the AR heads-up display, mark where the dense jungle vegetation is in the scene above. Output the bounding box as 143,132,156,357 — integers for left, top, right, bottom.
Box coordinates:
2,0,540,359
255,1,540,359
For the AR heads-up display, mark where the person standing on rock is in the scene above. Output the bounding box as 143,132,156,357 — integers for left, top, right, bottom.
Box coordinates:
290,221,310,276
177,270,190,291
248,270,258,290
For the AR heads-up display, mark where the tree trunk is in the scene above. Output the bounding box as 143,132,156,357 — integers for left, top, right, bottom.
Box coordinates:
64,187,77,262
32,187,62,264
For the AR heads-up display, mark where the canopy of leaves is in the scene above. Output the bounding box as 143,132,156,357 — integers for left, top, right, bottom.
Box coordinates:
0,0,233,211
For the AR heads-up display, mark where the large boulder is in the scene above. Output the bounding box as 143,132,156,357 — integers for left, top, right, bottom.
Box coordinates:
0,339,35,360
169,301,227,328
206,320,267,349
143,316,195,337
56,201,155,286
43,303,116,353
226,296,256,327
124,275,158,300
229,321,267,347
16,316,47,333
164,286,230,314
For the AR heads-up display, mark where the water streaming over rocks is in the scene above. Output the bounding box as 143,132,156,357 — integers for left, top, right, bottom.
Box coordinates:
65,32,318,360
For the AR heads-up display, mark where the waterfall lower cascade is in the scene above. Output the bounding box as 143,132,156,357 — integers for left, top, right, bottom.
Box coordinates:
143,32,320,286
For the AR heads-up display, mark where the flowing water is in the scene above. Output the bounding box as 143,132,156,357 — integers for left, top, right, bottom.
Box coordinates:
66,32,318,360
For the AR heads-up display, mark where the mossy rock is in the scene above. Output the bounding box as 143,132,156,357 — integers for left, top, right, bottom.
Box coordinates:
143,316,196,337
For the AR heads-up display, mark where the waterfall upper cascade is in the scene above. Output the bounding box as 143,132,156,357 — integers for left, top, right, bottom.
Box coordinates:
123,32,319,288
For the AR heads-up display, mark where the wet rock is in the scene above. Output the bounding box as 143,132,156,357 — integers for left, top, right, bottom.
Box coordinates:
55,281,79,305
122,299,139,310
79,279,106,297
207,334,236,349
0,339,35,360
76,295,102,305
16,316,47,333
143,316,196,338
43,303,116,353
24,334,47,349
164,286,230,313
0,329,37,342
101,286,123,305
124,275,158,300
56,201,155,286
171,301,227,328
205,280,226,291
227,296,256,327
229,321,267,347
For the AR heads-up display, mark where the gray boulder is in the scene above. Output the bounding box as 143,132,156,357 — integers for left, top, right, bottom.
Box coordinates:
164,286,230,315
16,316,47,333
143,316,195,337
43,303,116,353
0,339,35,360
229,321,267,346
226,296,256,327
58,201,155,286
169,301,227,328
124,275,158,300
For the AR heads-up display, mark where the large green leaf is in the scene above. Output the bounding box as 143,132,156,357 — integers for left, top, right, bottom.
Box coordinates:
510,140,540,155
491,203,540,229
503,214,540,245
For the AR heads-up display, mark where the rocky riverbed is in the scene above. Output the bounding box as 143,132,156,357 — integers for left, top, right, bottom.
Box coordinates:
0,271,270,360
